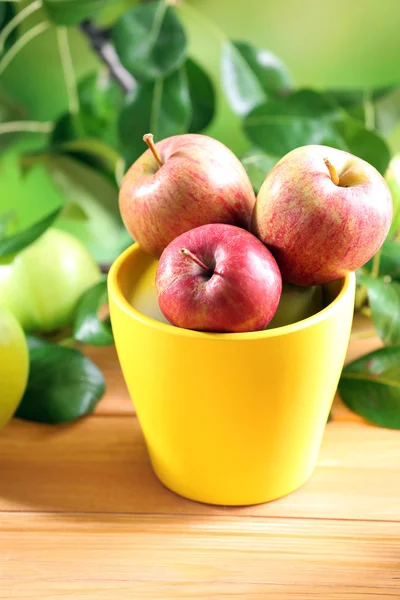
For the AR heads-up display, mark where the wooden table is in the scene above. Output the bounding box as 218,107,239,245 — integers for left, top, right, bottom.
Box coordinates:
0,318,399,599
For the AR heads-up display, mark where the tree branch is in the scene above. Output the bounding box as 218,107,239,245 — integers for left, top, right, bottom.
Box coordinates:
79,20,135,94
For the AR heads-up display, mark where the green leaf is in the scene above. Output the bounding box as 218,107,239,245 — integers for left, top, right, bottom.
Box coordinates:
186,58,215,134
234,41,292,97
327,87,394,110
221,41,267,117
60,138,124,183
0,90,26,152
78,72,125,147
94,0,140,26
222,40,292,116
336,118,391,175
113,0,187,80
62,202,88,221
44,74,124,153
51,112,84,145
19,154,128,265
0,210,17,240
0,207,61,258
0,2,17,55
0,150,66,241
339,346,400,429
375,89,400,137
0,3,6,28
327,87,400,139
118,67,191,166
26,335,50,351
73,279,113,346
17,148,126,264
43,0,113,26
25,113,124,185
358,274,400,345
365,240,400,279
16,343,105,424
244,89,342,157
244,89,391,173
240,148,278,193
380,241,400,279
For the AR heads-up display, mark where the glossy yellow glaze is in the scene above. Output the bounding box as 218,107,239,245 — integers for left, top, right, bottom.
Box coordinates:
108,244,355,505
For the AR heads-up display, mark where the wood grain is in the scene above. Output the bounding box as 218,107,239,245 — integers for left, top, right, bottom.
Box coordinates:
1,513,400,600
0,318,399,599
0,416,399,521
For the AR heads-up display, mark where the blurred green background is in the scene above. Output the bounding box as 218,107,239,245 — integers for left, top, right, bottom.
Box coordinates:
2,0,400,428
2,0,400,261
2,0,400,144
4,1,400,114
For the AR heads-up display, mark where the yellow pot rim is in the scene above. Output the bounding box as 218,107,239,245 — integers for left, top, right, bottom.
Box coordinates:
108,243,356,341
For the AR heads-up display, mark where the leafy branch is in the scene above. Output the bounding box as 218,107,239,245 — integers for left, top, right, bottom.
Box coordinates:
1,0,400,429
79,20,135,93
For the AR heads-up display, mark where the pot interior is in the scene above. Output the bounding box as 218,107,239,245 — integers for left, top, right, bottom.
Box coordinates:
115,245,346,333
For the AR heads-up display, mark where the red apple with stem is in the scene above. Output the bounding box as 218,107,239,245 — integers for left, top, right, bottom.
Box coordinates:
252,145,393,285
119,133,256,257
156,224,282,333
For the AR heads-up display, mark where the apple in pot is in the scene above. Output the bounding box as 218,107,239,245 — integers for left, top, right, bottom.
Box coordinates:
252,145,393,285
267,283,323,329
156,224,282,333
119,133,256,257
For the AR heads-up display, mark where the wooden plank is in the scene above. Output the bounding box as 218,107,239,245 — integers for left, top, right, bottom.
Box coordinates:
0,512,399,600
0,417,399,521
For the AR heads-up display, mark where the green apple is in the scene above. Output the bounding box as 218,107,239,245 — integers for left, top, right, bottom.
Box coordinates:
0,307,29,430
0,228,101,333
267,284,324,329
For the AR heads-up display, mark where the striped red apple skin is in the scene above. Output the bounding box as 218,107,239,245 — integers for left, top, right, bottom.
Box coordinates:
156,224,282,333
252,145,392,286
119,134,256,258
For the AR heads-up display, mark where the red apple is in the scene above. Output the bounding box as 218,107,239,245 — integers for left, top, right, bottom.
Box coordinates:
156,224,282,333
252,145,393,285
119,133,256,257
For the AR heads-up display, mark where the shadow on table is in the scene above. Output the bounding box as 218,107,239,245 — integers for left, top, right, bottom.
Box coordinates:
0,415,235,520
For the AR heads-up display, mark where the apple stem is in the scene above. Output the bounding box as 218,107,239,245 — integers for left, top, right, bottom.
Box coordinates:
143,133,163,168
180,248,221,276
324,157,340,186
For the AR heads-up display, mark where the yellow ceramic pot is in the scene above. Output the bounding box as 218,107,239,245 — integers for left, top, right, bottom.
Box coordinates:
108,244,355,506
